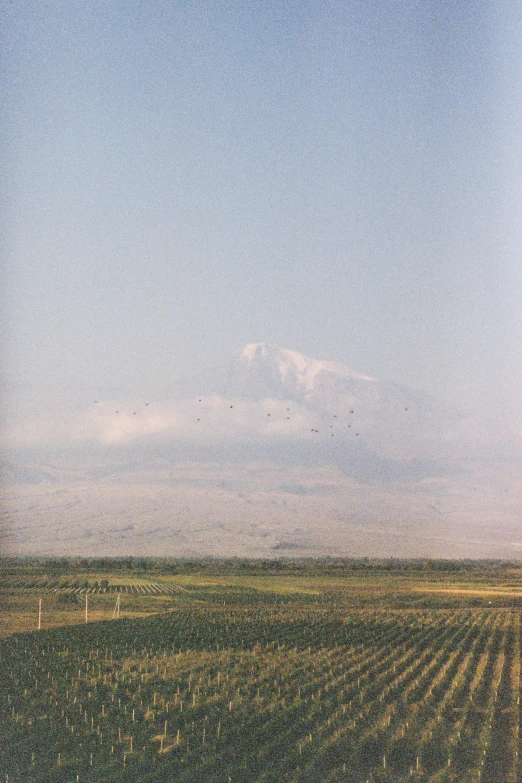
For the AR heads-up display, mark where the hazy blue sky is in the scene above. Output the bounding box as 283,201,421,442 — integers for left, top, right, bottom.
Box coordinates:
3,0,521,431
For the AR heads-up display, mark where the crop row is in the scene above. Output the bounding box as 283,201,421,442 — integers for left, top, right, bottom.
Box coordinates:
0,580,184,595
0,607,520,782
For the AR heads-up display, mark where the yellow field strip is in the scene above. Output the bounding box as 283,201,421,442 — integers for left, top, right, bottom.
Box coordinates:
413,586,522,597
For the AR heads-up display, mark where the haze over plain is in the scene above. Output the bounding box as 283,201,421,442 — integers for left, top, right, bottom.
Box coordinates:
2,1,521,558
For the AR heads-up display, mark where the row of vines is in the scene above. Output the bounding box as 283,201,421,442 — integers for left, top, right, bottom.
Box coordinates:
1,605,521,782
0,580,185,595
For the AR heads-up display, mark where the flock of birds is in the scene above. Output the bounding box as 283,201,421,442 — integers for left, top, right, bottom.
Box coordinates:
93,399,409,440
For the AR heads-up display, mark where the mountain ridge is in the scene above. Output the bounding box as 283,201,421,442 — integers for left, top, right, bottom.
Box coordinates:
224,343,376,403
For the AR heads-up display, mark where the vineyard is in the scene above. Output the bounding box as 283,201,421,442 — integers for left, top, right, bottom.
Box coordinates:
1,582,522,782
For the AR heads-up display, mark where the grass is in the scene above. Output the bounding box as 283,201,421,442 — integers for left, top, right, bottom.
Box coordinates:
2,559,522,782
2,559,522,637
1,592,520,782
0,591,169,637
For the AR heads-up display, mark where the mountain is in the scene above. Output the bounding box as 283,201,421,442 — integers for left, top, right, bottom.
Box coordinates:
3,343,516,559
224,343,375,403
223,343,465,461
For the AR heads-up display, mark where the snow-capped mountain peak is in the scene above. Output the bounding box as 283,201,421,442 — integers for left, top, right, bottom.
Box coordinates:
223,342,468,462
227,343,375,401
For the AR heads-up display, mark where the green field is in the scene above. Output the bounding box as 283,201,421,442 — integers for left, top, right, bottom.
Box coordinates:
1,559,522,782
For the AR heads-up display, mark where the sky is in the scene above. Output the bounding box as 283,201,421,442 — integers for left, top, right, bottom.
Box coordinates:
2,0,522,444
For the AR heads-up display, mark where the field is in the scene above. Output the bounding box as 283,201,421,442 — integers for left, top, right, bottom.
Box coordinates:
1,559,522,782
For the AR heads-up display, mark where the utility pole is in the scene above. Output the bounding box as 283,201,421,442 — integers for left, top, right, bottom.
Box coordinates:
38,598,42,630
112,593,120,619
85,592,88,624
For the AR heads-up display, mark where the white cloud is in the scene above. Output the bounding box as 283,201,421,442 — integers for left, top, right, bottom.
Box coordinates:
2,396,321,449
